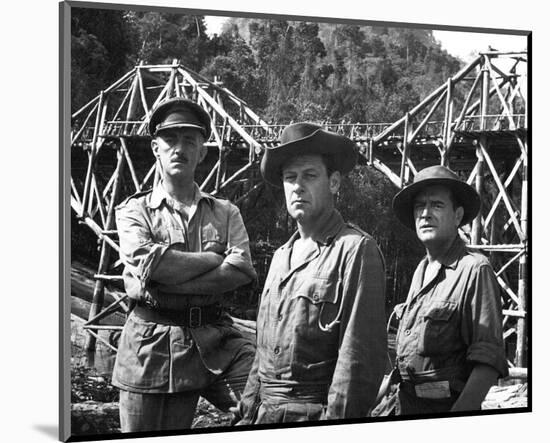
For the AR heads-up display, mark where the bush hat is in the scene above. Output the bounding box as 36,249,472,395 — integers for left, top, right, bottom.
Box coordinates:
260,122,357,187
148,97,211,139
392,165,481,230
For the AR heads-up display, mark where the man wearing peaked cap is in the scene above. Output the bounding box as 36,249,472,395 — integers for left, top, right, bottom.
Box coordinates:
147,96,212,138
385,165,508,415
236,123,387,424
112,97,257,432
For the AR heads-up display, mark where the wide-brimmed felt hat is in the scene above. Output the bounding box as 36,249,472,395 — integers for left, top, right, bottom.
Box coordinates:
260,122,357,187
148,97,212,139
392,165,480,230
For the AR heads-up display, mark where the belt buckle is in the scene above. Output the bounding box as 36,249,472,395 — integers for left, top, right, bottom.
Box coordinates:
189,306,202,328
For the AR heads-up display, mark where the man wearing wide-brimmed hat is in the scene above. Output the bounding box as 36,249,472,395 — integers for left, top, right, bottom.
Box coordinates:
112,97,257,432
390,165,508,415
236,123,387,424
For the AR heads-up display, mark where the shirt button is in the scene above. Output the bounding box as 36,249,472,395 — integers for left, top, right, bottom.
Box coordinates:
275,374,281,380
274,346,280,355
405,329,411,336
313,294,319,301
278,314,283,321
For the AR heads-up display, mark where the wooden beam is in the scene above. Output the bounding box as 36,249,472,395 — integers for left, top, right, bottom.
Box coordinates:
374,55,482,143
372,158,402,188
84,294,128,326
136,68,150,120
479,142,525,241
85,148,126,350
71,102,99,145
485,56,517,130
495,250,524,277
187,72,263,150
81,91,105,214
218,162,253,192
120,138,141,192
452,69,483,133
141,164,156,190
71,67,136,119
234,181,264,205
399,113,410,185
471,137,485,245
91,176,107,227
515,152,528,367
408,90,447,143
483,153,524,231
199,160,220,191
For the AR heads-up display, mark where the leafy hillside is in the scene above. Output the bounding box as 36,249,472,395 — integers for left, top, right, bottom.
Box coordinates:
71,8,465,307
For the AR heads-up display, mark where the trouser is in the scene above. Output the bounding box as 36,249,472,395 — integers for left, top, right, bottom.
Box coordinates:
395,381,460,415
246,383,328,424
252,400,326,424
119,342,254,432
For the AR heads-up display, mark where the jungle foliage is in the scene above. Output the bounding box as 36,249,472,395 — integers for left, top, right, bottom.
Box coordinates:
71,7,465,310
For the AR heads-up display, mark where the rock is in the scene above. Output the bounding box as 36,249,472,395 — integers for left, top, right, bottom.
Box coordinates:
70,397,234,436
71,401,120,435
482,383,528,410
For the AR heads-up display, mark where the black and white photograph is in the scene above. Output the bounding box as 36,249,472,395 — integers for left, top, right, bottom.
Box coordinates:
26,0,544,441
59,1,533,441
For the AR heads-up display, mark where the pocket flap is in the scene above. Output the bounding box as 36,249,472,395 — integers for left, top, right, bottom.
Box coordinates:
424,302,456,321
295,276,338,304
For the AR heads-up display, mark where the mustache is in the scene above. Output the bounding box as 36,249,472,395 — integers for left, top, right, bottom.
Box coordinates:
171,155,188,163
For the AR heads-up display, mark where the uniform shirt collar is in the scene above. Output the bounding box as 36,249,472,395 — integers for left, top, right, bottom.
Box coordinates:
434,235,467,270
148,182,215,209
281,209,346,250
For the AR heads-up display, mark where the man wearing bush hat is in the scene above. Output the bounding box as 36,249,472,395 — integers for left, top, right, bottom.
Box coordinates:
236,123,387,423
112,97,257,432
389,165,508,415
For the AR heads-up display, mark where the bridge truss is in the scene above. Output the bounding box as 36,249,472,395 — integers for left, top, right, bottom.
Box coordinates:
70,51,528,368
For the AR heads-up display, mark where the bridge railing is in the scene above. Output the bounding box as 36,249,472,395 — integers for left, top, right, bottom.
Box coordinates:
455,114,527,132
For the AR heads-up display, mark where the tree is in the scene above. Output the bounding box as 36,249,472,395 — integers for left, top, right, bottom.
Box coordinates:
127,12,210,68
71,7,135,110
201,26,267,111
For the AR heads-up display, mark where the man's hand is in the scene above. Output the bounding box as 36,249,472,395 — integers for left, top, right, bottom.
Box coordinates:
229,405,242,426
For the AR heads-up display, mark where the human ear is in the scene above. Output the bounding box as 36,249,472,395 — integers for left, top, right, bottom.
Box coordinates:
151,139,159,159
329,171,341,195
455,206,465,227
198,144,208,163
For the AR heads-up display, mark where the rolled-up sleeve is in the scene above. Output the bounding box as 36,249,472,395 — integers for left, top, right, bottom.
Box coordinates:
326,237,387,419
223,203,257,282
463,263,509,378
115,202,169,301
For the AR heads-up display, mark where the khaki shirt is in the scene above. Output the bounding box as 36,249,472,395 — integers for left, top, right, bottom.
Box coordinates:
240,210,387,421
112,183,256,393
395,235,509,394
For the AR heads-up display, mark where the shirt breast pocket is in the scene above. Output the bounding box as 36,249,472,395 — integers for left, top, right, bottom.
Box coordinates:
293,276,340,335
201,223,225,254
419,301,459,356
153,226,185,246
290,276,340,376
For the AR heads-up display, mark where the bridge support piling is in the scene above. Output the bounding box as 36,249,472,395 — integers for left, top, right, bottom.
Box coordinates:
84,145,126,351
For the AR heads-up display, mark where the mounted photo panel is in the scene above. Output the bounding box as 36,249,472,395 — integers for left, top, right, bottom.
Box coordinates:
60,1,530,441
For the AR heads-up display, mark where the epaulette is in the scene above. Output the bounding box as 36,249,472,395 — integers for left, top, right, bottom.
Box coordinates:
346,222,367,236
116,189,153,209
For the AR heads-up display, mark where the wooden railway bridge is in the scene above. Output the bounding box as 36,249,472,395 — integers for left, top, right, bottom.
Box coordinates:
70,50,529,370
